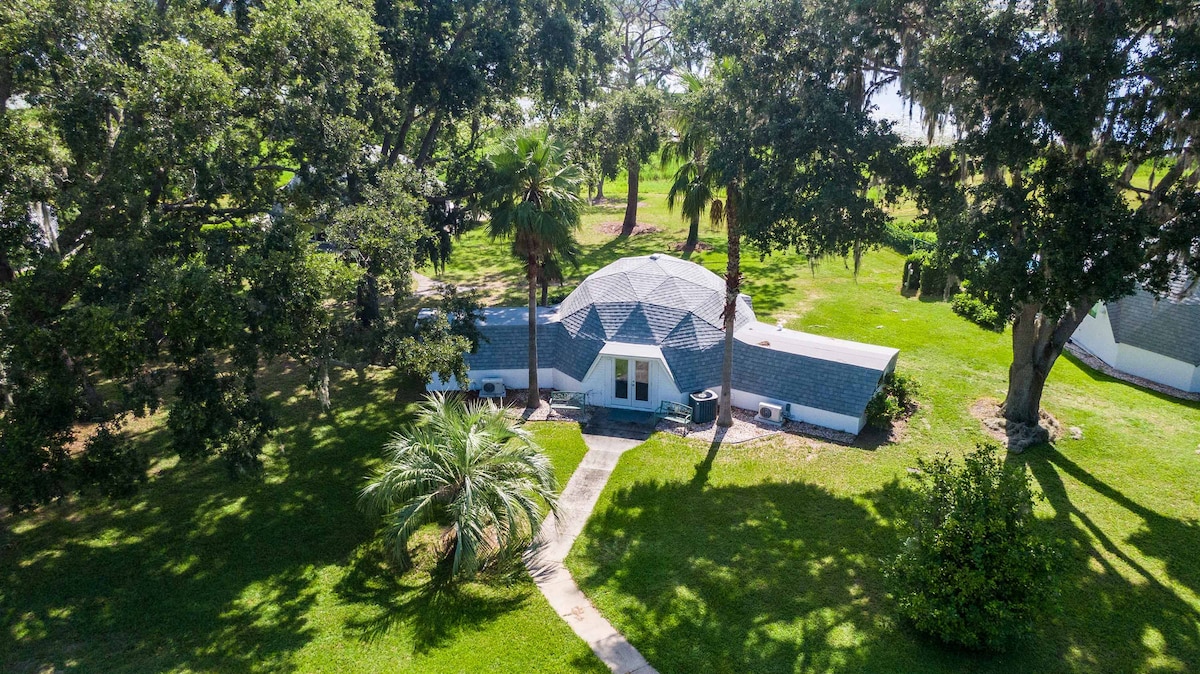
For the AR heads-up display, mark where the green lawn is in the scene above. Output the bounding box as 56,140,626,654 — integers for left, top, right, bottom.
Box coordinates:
5,171,1199,673
0,367,604,673
536,199,1200,672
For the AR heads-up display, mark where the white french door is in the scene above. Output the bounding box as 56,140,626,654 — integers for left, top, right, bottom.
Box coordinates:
612,358,653,409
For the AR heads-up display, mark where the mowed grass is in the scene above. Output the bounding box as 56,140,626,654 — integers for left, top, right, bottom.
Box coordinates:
557,230,1198,670
0,365,604,673
436,171,1200,672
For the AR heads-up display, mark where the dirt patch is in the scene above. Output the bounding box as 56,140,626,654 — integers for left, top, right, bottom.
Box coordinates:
595,221,661,236
970,398,1061,453
670,241,714,253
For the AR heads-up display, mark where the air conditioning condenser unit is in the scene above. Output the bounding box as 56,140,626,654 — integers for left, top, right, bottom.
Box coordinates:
479,377,506,398
756,402,783,426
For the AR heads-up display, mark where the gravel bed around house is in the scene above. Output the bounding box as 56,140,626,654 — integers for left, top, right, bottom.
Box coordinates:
494,390,591,424
658,407,857,446
1066,341,1200,402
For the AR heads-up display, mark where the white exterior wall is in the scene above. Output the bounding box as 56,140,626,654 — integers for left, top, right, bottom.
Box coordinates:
426,368,558,393
1072,310,1119,364
580,356,684,411
730,388,864,434
1113,345,1198,392
1073,307,1199,393
433,366,867,433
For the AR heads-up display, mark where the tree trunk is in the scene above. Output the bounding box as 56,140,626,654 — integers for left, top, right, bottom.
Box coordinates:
685,214,700,253
356,273,380,327
540,275,549,306
621,160,639,236
717,182,741,428
1001,299,1092,426
316,358,331,412
594,177,605,202
526,258,540,410
415,109,445,169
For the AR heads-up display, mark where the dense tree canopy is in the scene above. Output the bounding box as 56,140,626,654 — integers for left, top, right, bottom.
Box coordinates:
0,0,608,509
905,0,1200,431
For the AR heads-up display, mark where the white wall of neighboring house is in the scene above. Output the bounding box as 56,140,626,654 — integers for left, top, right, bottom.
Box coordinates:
1072,307,1200,393
1073,309,1119,364
1114,345,1198,392
730,388,864,434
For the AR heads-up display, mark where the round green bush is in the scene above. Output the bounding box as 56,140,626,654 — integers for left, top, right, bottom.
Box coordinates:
887,444,1062,651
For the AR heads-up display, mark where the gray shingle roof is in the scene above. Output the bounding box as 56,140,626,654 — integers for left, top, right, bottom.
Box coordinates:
1108,276,1200,366
464,254,900,421
558,254,754,350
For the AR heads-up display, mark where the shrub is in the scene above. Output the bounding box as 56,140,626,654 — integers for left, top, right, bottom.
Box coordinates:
883,221,937,255
887,444,1062,651
865,371,919,429
951,292,1006,331
79,422,147,499
918,259,948,297
902,252,924,291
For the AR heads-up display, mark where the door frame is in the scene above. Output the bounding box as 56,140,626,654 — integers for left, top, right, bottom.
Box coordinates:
610,356,655,410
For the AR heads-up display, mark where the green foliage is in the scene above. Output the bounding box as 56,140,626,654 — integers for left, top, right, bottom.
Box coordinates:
888,444,1062,651
78,421,147,500
167,359,275,477
908,2,1200,421
360,393,560,581
900,250,953,298
865,371,918,430
884,221,936,255
951,291,1005,332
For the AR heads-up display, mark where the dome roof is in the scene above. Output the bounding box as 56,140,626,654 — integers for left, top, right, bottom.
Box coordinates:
558,254,755,349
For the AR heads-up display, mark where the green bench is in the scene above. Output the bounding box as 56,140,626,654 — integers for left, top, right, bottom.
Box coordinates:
655,400,693,434
549,391,588,412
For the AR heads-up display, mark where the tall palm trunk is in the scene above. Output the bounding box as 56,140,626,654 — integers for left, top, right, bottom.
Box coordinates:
621,160,639,236
717,182,741,427
526,257,540,410
685,214,700,252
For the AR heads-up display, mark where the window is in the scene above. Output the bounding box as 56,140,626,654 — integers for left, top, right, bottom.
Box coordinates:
614,359,629,399
635,360,649,401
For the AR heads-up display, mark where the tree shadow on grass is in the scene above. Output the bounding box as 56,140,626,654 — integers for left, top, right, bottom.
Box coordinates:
573,473,958,673
1019,446,1200,672
333,543,531,653
0,367,405,673
571,440,1200,673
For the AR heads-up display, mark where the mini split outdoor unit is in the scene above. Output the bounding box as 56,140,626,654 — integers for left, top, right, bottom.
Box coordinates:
756,402,784,426
479,377,506,398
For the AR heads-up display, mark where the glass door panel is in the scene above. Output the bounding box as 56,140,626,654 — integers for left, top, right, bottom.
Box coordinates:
634,360,650,402
614,358,629,400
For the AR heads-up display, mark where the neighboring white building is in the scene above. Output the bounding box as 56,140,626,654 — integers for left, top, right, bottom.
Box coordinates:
1071,276,1200,393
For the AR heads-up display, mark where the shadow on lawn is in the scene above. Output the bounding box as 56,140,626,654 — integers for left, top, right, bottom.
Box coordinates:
1020,446,1200,671
572,443,1200,673
334,544,530,652
0,368,408,673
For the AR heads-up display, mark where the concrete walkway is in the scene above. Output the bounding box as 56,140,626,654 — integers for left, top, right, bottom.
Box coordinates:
526,432,658,674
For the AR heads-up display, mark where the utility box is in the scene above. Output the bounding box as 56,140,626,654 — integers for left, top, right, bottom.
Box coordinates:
690,389,718,424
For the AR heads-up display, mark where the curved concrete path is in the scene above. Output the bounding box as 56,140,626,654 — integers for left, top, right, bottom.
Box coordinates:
526,431,658,674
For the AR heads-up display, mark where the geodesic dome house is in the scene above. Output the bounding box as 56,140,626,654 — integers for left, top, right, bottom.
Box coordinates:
429,254,900,434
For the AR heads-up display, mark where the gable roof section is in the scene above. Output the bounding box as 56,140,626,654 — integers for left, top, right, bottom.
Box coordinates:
732,323,899,417
465,309,559,372
1107,277,1200,366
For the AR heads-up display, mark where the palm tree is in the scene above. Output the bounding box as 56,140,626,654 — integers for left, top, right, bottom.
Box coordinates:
484,133,584,409
660,74,725,254
360,392,560,580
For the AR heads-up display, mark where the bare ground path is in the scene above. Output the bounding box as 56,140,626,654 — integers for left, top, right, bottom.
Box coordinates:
525,430,658,674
